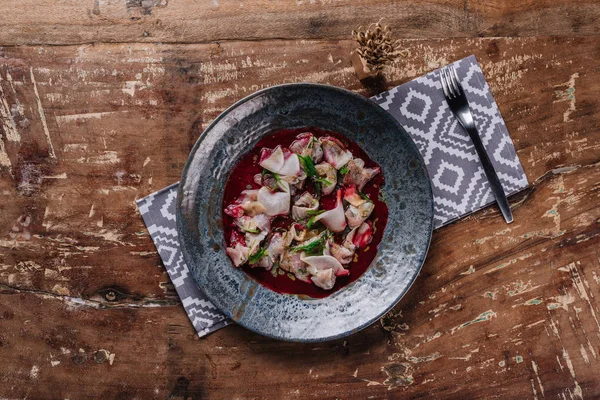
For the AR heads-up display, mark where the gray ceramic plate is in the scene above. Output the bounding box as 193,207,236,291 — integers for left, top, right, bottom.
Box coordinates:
176,83,433,342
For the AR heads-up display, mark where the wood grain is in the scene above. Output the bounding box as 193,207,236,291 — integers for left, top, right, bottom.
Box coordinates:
1,162,599,399
0,0,599,46
0,0,600,399
0,13,599,400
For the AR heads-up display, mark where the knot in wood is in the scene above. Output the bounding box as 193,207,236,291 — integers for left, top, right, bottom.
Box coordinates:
104,290,117,302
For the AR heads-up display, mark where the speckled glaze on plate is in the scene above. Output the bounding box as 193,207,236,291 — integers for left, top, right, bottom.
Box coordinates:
176,83,433,342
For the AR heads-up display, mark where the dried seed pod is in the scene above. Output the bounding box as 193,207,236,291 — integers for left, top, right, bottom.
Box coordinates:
352,20,401,71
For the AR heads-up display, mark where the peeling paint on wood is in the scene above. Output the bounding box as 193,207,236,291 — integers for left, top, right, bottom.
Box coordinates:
0,26,598,400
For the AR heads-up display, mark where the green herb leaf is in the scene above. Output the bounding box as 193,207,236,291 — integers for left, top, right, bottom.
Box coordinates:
298,155,317,178
315,177,332,186
270,173,290,193
305,209,325,217
306,214,321,228
299,154,329,193
240,226,260,234
291,231,329,255
248,248,267,265
339,165,349,175
314,180,322,194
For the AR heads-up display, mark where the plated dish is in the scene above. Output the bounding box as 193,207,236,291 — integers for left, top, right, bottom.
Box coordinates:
176,83,433,342
222,128,388,297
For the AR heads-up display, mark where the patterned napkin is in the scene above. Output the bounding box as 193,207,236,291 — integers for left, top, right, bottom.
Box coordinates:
372,55,528,227
136,55,528,337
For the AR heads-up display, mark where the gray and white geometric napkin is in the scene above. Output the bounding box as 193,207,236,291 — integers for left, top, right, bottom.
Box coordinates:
137,183,231,337
136,55,528,337
372,55,528,227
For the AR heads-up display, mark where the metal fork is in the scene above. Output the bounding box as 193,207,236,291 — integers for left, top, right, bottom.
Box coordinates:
440,66,513,223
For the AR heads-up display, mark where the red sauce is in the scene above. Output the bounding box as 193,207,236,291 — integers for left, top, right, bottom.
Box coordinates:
222,128,388,298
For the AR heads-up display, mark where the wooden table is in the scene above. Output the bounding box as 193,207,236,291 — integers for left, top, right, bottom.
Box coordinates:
1,1,599,399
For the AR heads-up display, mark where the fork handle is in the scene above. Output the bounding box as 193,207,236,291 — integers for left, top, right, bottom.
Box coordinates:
464,125,514,223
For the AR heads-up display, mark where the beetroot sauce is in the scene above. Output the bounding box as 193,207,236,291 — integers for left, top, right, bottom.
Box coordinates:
222,128,388,299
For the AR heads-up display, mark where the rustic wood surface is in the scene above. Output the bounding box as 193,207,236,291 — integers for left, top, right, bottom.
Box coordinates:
1,1,599,399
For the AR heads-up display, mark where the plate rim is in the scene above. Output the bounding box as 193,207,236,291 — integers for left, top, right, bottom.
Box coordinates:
176,82,434,342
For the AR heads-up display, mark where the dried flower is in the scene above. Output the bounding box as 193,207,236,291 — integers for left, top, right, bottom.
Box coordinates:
352,21,401,71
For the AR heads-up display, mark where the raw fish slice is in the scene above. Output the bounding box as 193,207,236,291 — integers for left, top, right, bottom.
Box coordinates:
300,254,349,277
342,158,380,190
226,243,249,267
280,250,311,282
310,268,336,290
326,240,354,265
257,232,285,270
315,162,337,195
290,132,323,163
292,192,319,220
345,201,374,228
345,221,373,249
343,185,367,207
320,137,352,169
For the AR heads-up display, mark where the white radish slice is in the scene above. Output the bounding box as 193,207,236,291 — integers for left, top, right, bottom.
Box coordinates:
240,189,259,200
259,146,285,173
313,189,346,232
279,153,301,176
257,186,290,216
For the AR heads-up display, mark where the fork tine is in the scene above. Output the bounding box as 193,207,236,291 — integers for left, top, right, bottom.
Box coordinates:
446,69,455,97
451,67,462,94
444,68,455,98
444,68,456,98
448,67,460,95
440,70,450,98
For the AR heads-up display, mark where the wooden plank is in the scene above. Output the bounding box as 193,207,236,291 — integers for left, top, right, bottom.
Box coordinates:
0,163,598,399
0,37,599,398
0,38,598,301
0,0,599,46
